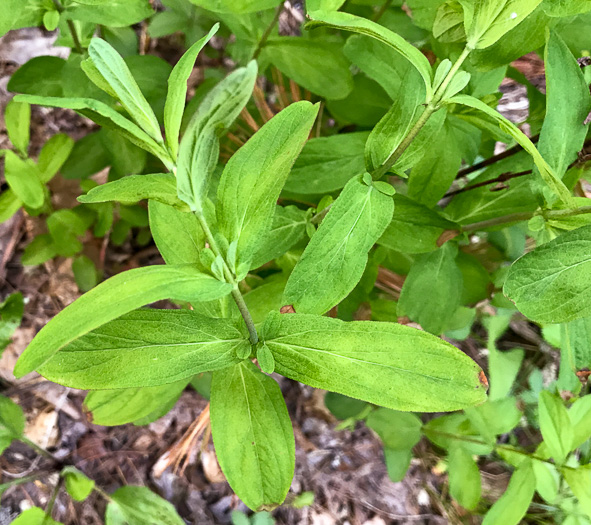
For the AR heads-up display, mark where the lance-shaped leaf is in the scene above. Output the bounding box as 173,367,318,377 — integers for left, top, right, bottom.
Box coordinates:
210,361,294,511
14,265,232,377
563,466,591,519
284,176,394,315
306,10,433,100
84,379,190,426
13,94,170,163
535,30,591,196
448,94,573,206
217,101,318,268
177,61,257,212
38,133,74,183
3,151,44,209
504,224,591,324
463,0,543,50
448,443,481,510
88,38,162,142
38,310,246,389
262,313,488,412
78,173,187,209
105,486,184,525
538,391,573,463
164,24,219,158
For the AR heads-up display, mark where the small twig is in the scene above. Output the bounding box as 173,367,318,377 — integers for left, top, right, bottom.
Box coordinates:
252,1,284,60
445,170,532,197
373,0,393,22
43,477,63,524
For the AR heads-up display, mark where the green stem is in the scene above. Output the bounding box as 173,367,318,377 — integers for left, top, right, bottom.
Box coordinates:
51,0,83,54
461,205,591,233
194,213,259,345
373,0,393,22
21,437,59,463
371,46,471,180
252,1,283,60
43,477,63,524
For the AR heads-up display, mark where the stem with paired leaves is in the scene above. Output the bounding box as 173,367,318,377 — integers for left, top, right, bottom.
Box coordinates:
51,0,83,54
461,205,591,233
194,213,259,345
371,46,472,180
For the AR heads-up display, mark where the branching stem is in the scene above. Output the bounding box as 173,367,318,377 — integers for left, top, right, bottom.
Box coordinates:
51,0,83,54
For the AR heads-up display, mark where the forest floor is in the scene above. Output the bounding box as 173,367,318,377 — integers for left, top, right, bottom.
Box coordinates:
0,22,547,525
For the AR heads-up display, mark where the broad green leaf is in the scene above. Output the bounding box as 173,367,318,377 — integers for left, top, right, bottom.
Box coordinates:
543,0,591,16
149,201,205,265
0,394,25,437
0,190,22,223
482,461,535,525
164,24,219,158
0,292,24,350
262,312,488,412
306,0,346,11
538,391,573,463
306,10,433,100
262,37,353,100
398,243,463,334
448,94,573,206
210,361,294,511
250,206,307,269
11,508,61,525
568,396,591,451
244,274,288,324
38,134,74,183
463,0,543,49
324,392,368,420
424,413,492,456
366,408,422,449
5,100,30,155
61,466,95,502
217,101,318,268
64,0,153,27
448,443,481,510
284,176,394,315
3,151,44,209
378,195,458,254
533,460,559,504
46,209,92,257
21,234,57,266
72,255,98,292
534,31,591,199
79,174,187,209
84,380,189,426
504,224,591,323
561,317,591,382
177,61,257,212
464,398,522,441
105,486,183,525
40,310,245,389
563,467,591,520
384,448,413,482
14,265,232,377
13,95,170,163
88,38,162,142
61,131,110,180
188,0,280,13
7,56,65,97
284,132,369,195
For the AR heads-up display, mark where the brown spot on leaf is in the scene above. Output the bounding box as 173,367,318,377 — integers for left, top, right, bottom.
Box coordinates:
576,369,591,384
479,370,489,390
437,230,460,247
280,305,295,314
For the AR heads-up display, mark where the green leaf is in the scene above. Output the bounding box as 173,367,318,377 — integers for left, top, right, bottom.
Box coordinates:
284,176,394,315
448,94,573,206
463,0,543,50
13,95,170,163
64,0,154,28
384,448,413,482
504,224,591,324
532,460,559,504
3,151,44,210
306,0,346,11
306,10,433,100
398,243,463,334
7,56,65,97
5,100,30,155
535,30,591,198
482,461,535,525
87,38,162,142
14,265,232,377
538,390,573,463
189,0,280,13
543,0,591,16
177,61,257,212
164,24,219,158
366,408,422,449
217,101,318,268
211,361,294,511
284,132,369,195
324,392,368,420
61,466,95,502
84,380,189,426
250,206,307,269
262,312,488,412
38,134,74,183
11,508,62,525
79,173,187,209
0,190,22,223
378,195,458,254
72,255,99,292
0,394,25,437
568,392,591,450
105,485,183,525
21,234,58,266
562,467,591,520
465,398,522,441
448,443,481,510
39,309,246,389
262,37,353,100
47,209,92,257
244,274,288,324
0,292,24,351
